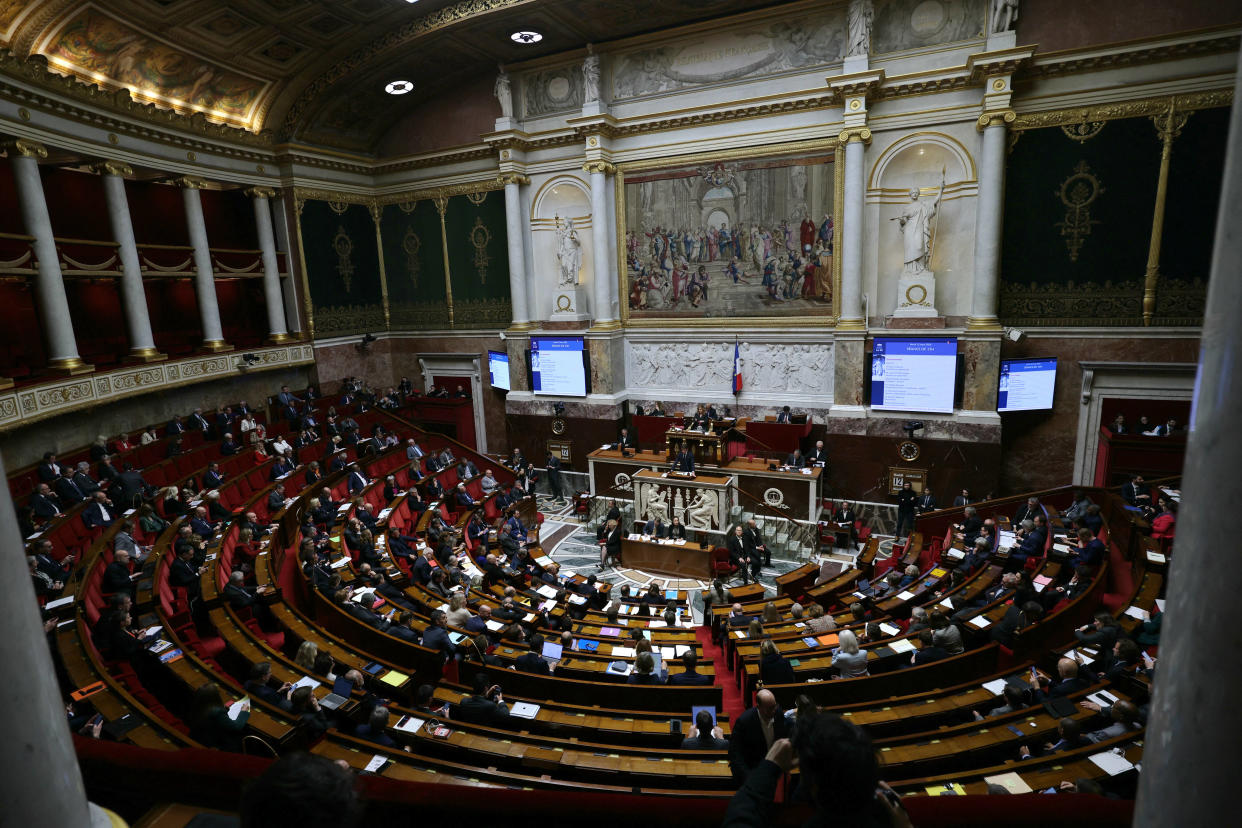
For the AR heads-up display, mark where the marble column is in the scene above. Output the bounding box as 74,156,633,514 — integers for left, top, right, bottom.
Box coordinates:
585,160,619,330
500,173,533,330
6,139,90,372
0,453,93,828
969,111,1013,329
96,161,164,361
1134,54,1242,828
246,187,290,343
176,178,230,351
271,196,302,334
838,130,869,329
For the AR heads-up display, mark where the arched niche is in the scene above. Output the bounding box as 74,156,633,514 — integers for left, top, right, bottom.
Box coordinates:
529,176,594,319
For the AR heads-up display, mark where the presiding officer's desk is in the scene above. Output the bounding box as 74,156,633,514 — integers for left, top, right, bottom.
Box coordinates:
620,535,713,579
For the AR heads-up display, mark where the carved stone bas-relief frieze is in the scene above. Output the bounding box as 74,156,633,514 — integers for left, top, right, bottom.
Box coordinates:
625,340,832,396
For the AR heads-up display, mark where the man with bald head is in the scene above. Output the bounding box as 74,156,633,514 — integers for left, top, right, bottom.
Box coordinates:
1036,657,1091,699
728,688,788,785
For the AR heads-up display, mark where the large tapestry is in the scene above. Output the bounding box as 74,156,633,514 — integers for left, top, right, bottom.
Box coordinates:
380,200,450,330
999,98,1229,326
444,190,512,329
298,199,384,337
622,151,836,321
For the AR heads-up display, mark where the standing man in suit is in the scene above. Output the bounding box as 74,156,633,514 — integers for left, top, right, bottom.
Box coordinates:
728,689,787,784
744,519,769,567
807,440,828,466
545,451,563,498
671,442,695,475
916,488,937,513
894,481,917,539
775,406,792,424
727,525,754,584
111,464,148,509
831,501,858,550
277,386,302,421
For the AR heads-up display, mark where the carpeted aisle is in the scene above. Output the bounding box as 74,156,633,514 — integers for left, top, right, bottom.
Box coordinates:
696,625,746,721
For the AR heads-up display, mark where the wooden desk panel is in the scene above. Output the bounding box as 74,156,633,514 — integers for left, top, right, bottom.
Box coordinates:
621,537,712,579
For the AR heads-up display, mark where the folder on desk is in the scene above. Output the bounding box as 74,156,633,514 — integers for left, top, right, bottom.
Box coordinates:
1088,751,1134,776
981,678,1008,696
925,783,965,796
983,772,1032,794
967,615,991,629
802,637,820,648
577,639,599,652
394,715,425,733
816,634,839,647
71,681,105,702
600,626,621,637
380,669,409,687
888,638,915,654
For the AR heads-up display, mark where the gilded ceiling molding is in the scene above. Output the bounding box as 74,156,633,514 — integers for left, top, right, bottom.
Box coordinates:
282,0,533,134
87,160,133,177
0,49,271,144
374,178,505,207
1022,34,1241,82
292,188,375,212
1011,89,1234,131
374,146,495,174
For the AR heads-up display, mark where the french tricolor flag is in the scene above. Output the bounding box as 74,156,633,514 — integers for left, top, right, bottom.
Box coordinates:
732,341,742,395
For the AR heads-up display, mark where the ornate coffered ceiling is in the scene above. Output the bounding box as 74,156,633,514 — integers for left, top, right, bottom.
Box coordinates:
0,0,800,154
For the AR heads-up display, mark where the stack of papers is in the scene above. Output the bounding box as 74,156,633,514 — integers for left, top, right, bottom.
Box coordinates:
968,615,992,629
1088,751,1135,776
394,715,425,733
888,638,916,654
292,676,321,691
982,678,1008,696
1123,606,1149,621
227,698,249,720
364,755,388,773
896,590,916,601
1087,690,1120,707
611,646,636,658
879,622,901,636
983,772,1032,794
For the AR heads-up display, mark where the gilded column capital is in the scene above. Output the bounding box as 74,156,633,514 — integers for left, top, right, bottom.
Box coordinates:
244,186,278,199
582,160,616,176
172,176,209,190
497,172,530,187
89,160,133,177
976,109,1016,132
837,126,872,145
2,138,48,159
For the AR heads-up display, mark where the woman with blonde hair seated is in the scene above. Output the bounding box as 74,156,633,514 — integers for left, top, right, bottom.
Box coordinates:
805,602,836,633
294,640,319,672
831,629,869,678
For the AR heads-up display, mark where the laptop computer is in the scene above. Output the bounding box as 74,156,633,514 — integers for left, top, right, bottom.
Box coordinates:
319,675,354,710
541,640,563,666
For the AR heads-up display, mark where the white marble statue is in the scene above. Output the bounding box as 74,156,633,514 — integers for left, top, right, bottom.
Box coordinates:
894,172,944,275
582,52,601,103
555,217,582,287
494,70,513,118
990,0,1019,34
643,485,669,524
686,490,717,530
846,0,873,58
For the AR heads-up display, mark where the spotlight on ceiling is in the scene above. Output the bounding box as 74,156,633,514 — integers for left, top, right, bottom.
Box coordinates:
384,80,414,95
510,31,542,44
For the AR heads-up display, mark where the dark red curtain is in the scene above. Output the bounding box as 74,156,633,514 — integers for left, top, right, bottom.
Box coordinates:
0,281,46,376
64,280,125,367
41,167,110,241
200,189,258,250
128,181,189,246
143,278,203,354
215,278,268,348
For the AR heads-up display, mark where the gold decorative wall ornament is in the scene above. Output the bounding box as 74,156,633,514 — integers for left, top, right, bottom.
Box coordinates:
244,186,278,200
1055,161,1104,263
333,226,355,292
465,191,488,206
402,227,422,288
469,217,491,285
976,110,1016,132
1060,121,1106,143
1011,90,1232,132
328,201,351,215
582,160,616,175
497,172,530,187
89,160,133,178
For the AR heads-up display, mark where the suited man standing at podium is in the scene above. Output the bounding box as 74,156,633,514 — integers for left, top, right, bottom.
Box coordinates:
671,443,695,475
832,501,858,550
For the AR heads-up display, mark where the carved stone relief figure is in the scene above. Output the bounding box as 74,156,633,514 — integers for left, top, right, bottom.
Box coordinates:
493,70,513,118
846,0,874,58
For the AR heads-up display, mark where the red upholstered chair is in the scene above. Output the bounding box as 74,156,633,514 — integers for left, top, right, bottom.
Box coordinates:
712,547,736,580
854,519,872,544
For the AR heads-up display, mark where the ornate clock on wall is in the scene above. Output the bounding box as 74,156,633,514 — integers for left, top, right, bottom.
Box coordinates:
898,440,921,462
551,417,567,435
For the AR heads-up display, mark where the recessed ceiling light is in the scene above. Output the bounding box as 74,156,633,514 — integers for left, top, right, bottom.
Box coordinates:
385,80,414,95
511,31,542,44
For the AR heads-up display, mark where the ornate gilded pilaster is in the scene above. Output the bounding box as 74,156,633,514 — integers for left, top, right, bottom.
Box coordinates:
368,201,391,331
1143,101,1191,326
433,195,454,327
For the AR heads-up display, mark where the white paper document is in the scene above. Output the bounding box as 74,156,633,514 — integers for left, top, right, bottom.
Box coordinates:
982,678,1008,696
393,715,425,733
968,615,992,629
364,755,388,773
1088,751,1134,776
888,638,915,654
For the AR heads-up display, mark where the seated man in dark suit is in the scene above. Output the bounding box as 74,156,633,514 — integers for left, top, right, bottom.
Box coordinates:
681,709,728,749
1069,527,1106,569
37,453,61,483
420,610,457,661
454,483,477,509
72,463,100,497
514,634,551,674
29,484,63,520
345,591,390,631
643,514,668,538
1121,474,1150,506
55,468,87,505
728,689,787,784
617,428,637,451
222,570,272,610
785,448,806,468
455,673,511,726
244,662,293,711
82,491,117,530
1034,657,1091,699
727,525,755,583
267,484,289,515
202,462,225,490
102,549,137,596
668,651,713,685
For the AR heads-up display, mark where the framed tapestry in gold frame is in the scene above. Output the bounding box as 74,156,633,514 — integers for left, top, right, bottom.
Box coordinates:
615,139,841,328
